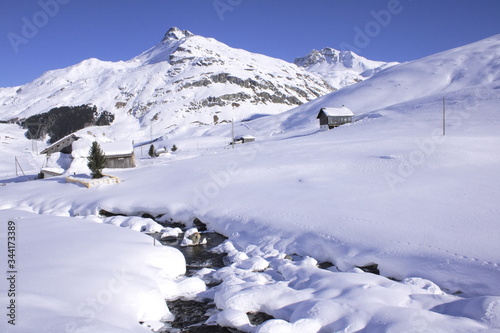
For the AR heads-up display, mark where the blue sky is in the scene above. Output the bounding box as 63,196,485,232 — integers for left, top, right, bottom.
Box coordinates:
1,0,499,87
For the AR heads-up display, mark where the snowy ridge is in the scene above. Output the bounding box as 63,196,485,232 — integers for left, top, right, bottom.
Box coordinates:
294,47,397,89
0,27,335,140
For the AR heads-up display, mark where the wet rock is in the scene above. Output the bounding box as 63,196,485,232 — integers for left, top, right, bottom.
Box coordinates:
193,218,207,232
247,312,275,326
182,228,206,246
318,261,335,270
189,232,202,245
155,217,187,229
141,213,156,219
356,263,380,275
388,276,402,282
99,209,126,217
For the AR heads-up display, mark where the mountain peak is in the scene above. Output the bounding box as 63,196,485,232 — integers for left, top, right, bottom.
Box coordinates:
162,27,193,43
294,47,395,89
294,48,358,68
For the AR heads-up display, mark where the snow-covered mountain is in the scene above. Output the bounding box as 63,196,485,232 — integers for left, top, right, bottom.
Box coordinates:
0,27,335,135
268,34,500,131
294,47,397,89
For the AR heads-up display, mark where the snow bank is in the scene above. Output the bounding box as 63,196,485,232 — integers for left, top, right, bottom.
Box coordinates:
103,215,163,233
207,250,496,332
0,210,194,333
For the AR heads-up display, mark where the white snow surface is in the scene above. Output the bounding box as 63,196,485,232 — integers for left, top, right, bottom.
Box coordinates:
0,210,189,332
1,34,500,332
101,141,134,156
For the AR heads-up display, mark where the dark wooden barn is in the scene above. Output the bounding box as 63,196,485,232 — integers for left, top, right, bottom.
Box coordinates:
234,135,256,144
316,107,354,130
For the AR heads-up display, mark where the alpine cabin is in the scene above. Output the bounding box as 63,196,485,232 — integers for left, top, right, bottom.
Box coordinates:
234,135,256,144
317,107,354,130
100,141,136,169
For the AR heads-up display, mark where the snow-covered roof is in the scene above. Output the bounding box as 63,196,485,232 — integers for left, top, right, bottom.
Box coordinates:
319,107,354,117
100,141,134,156
40,133,79,154
41,167,65,175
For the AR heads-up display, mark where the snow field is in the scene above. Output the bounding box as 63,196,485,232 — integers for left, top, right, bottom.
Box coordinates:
1,97,500,329
0,210,207,333
1,111,500,331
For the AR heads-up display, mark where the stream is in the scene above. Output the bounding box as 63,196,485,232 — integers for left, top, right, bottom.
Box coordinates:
112,213,381,332
146,221,252,332
143,218,364,332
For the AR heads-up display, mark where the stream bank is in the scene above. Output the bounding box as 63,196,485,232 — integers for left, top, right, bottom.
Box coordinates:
147,220,249,332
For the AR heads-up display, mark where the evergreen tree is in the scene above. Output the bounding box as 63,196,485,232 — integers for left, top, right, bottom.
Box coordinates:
148,144,155,158
87,141,106,178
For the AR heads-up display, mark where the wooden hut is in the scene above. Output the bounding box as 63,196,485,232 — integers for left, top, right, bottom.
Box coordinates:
100,141,136,168
40,167,64,179
234,135,256,144
316,107,354,130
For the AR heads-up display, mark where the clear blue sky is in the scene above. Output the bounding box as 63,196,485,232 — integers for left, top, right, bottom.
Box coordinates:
1,0,499,87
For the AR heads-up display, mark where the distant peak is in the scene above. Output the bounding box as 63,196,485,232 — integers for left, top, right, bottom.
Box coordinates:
319,47,341,56
161,27,193,43
294,47,355,67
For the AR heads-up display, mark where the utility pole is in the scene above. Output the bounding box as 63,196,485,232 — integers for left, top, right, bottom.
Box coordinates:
32,140,38,155
231,118,235,149
150,121,153,142
230,102,240,149
442,97,446,136
15,157,25,176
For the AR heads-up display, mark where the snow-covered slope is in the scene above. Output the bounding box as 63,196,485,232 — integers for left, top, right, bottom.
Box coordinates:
294,47,397,89
266,34,500,131
0,27,334,138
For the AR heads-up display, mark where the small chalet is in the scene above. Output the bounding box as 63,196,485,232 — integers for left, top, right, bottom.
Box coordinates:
100,141,136,168
316,106,354,130
40,167,64,179
234,135,256,144
40,134,79,155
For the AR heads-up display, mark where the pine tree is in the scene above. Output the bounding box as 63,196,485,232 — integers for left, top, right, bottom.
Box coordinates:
87,141,106,179
148,144,155,158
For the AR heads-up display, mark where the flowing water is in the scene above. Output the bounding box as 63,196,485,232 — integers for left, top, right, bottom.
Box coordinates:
148,224,245,332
